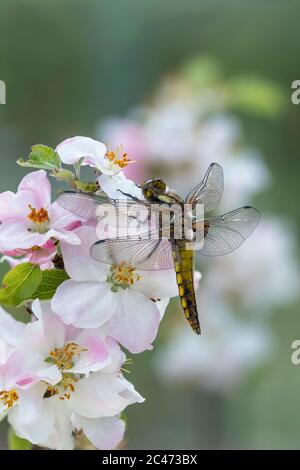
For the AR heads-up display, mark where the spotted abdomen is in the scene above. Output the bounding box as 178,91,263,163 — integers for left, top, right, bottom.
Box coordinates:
172,240,201,335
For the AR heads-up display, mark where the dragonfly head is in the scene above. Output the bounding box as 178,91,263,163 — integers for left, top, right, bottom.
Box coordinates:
141,179,167,201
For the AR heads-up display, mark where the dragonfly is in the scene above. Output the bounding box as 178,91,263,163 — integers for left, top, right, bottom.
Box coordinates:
56,163,260,335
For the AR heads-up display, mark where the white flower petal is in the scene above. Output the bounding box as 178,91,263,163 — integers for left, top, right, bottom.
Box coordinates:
155,298,170,320
69,329,111,374
8,383,55,445
56,136,107,169
0,306,26,347
70,372,144,418
134,269,178,299
47,228,81,245
39,400,74,450
100,336,126,374
60,225,108,282
99,172,143,200
31,300,67,349
106,289,160,353
73,415,125,450
52,280,115,328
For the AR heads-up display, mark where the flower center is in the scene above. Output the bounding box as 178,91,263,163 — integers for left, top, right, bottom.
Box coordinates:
105,146,135,169
44,375,78,401
0,389,19,409
27,205,50,234
27,205,50,224
44,342,87,401
49,342,85,370
108,263,141,291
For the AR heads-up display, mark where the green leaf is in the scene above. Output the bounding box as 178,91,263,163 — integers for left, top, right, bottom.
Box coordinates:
17,144,61,171
32,269,69,300
8,428,33,450
0,263,42,307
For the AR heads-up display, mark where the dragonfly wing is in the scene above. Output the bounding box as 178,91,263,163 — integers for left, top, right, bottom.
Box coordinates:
198,206,260,256
56,190,152,228
91,237,174,271
56,191,106,222
186,163,224,213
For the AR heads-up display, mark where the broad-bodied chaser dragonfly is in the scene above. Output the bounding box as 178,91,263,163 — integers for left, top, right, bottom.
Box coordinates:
57,163,260,335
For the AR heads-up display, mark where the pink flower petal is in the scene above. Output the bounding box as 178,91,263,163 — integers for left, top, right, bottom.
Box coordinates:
18,170,51,209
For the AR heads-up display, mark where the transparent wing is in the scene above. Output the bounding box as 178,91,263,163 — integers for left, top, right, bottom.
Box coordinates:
91,237,174,271
196,206,260,256
56,191,101,222
56,190,146,220
56,190,154,229
56,190,176,229
186,163,224,213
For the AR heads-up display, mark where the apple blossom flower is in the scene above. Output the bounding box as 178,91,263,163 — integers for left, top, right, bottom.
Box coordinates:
56,136,141,206
0,170,81,265
0,300,143,449
56,136,136,177
51,225,179,353
56,136,141,212
97,118,146,182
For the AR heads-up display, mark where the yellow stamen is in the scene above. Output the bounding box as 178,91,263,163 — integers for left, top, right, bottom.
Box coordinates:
111,264,141,287
121,358,133,374
49,342,87,371
105,146,136,169
44,342,87,401
27,205,50,224
0,389,19,409
31,245,41,251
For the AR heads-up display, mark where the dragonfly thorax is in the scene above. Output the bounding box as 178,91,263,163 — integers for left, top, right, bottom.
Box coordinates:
142,179,183,205
141,178,167,201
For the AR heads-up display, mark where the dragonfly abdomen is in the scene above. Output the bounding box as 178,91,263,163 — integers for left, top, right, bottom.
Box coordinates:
172,241,201,335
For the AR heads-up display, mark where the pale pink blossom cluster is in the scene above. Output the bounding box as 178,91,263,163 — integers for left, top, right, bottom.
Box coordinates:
0,137,180,449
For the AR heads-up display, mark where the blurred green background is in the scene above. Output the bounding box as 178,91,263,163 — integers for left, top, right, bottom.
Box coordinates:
0,0,300,450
